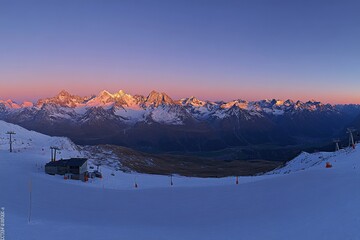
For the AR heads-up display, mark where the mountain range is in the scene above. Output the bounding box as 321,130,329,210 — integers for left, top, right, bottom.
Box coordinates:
1,90,360,160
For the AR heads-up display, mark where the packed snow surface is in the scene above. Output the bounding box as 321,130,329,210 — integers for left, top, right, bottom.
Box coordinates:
0,120,360,240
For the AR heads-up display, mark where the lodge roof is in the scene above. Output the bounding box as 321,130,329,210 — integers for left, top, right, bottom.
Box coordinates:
45,158,87,167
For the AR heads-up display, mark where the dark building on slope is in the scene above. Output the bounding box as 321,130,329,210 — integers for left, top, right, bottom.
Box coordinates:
45,158,88,180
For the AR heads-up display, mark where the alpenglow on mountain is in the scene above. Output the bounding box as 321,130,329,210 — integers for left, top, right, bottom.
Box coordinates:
1,90,360,160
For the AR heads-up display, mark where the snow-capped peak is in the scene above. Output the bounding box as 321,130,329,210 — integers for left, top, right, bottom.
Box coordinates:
181,96,206,107
0,99,21,109
145,90,174,107
221,100,248,110
36,90,86,108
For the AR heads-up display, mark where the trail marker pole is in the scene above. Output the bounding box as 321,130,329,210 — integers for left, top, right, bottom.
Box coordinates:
333,139,340,151
134,177,138,188
347,128,356,149
28,179,32,223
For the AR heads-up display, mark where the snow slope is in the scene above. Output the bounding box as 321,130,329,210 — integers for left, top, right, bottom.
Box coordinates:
0,120,80,157
1,120,360,240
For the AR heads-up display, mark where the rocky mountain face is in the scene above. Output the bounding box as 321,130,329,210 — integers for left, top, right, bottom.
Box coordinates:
0,90,359,160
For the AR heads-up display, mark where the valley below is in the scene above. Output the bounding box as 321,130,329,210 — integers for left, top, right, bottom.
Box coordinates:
85,145,283,177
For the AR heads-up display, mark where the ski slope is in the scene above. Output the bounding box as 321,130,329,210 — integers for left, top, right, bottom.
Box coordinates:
0,120,360,240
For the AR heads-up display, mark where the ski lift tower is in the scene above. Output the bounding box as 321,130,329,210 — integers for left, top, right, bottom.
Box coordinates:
347,128,356,149
6,131,16,152
50,146,60,161
333,139,340,151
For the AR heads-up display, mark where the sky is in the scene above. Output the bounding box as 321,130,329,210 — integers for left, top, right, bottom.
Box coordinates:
0,0,360,104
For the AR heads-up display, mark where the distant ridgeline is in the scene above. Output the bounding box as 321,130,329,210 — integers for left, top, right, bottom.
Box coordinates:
1,90,360,161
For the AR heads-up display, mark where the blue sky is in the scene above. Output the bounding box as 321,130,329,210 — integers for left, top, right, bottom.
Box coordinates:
0,0,360,103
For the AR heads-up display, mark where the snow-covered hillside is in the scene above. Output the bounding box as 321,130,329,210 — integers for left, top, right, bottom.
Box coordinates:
1,120,360,240
0,120,80,157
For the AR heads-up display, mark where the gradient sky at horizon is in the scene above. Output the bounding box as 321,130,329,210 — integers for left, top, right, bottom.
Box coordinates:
1,0,360,104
